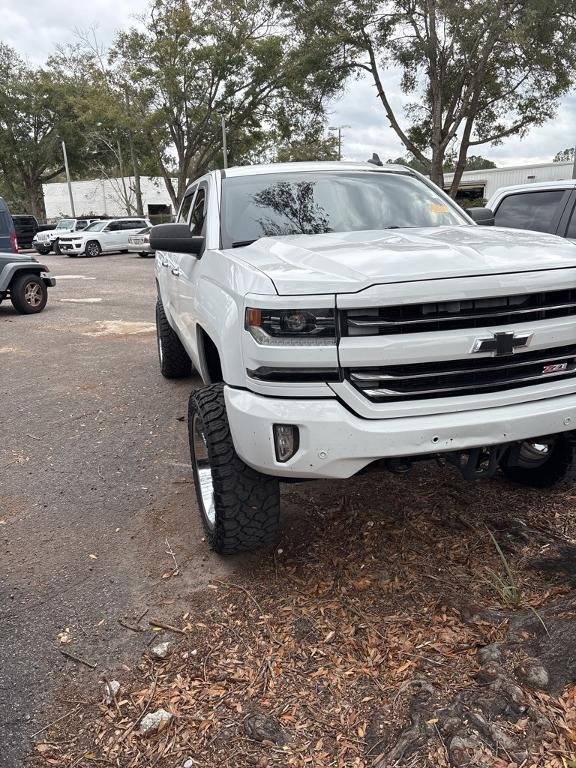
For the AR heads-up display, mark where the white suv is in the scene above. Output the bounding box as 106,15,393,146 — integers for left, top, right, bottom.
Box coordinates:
58,217,151,257
33,218,101,255
152,161,576,554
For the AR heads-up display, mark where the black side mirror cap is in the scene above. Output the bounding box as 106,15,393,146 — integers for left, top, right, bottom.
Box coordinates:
468,207,495,226
150,223,204,254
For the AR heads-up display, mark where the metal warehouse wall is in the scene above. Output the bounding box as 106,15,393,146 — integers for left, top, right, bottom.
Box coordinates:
443,161,574,199
43,177,174,221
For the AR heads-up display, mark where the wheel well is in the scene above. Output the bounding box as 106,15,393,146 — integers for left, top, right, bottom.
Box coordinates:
8,268,42,289
199,328,223,383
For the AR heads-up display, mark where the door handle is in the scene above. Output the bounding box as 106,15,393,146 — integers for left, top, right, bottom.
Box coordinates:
171,267,181,276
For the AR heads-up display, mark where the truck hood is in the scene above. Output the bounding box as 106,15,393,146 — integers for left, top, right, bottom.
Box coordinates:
229,226,576,295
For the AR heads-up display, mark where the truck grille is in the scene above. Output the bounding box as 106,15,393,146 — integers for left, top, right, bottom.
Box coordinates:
347,344,576,401
342,289,576,336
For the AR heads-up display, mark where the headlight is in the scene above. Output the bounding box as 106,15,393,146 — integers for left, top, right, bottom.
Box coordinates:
246,308,336,345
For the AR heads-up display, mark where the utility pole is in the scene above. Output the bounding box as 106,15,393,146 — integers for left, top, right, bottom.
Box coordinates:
221,115,228,169
328,124,351,161
117,140,132,215
61,140,76,217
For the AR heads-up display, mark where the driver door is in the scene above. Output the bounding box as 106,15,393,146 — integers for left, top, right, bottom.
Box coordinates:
173,183,208,359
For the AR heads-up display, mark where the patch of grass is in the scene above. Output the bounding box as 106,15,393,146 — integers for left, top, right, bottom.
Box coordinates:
485,526,522,608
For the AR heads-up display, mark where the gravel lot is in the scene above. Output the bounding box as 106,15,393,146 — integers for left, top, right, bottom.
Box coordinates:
0,251,236,766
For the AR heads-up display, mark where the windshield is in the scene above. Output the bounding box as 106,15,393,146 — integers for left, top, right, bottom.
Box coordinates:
56,219,75,230
83,221,108,232
220,171,467,248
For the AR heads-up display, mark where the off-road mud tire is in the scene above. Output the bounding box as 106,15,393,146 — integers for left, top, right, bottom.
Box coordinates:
500,433,576,488
188,383,280,554
155,296,191,378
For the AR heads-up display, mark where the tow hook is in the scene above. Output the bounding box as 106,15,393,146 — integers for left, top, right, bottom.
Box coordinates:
446,445,510,480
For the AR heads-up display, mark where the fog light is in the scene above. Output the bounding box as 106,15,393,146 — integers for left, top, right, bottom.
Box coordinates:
273,424,299,463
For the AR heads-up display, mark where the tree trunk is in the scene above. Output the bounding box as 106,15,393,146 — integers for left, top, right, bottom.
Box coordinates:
24,178,47,222
429,151,445,190
449,116,475,198
129,133,144,216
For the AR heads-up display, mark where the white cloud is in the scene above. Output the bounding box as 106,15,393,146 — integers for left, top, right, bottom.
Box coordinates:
2,0,575,168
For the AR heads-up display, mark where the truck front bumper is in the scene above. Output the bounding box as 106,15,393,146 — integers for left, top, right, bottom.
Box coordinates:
224,386,576,479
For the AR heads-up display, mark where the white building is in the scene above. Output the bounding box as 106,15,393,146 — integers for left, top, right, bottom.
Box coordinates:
443,160,575,203
43,176,174,222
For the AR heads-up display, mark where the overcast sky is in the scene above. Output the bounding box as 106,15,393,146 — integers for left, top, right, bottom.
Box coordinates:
3,0,576,168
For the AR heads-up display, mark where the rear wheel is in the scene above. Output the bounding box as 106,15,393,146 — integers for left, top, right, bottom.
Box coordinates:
85,240,101,258
155,296,191,378
10,273,47,314
500,434,576,488
189,384,280,554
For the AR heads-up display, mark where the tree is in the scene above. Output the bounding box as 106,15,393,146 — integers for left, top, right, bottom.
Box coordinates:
111,0,342,210
389,153,495,173
0,44,86,219
281,0,576,196
554,147,575,163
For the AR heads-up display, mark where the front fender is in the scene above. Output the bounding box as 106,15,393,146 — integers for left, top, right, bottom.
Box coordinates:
0,262,46,292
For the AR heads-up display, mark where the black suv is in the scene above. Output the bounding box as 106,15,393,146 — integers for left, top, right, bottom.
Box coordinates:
12,215,39,249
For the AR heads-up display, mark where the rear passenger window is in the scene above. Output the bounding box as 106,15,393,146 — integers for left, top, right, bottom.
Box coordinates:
494,190,566,233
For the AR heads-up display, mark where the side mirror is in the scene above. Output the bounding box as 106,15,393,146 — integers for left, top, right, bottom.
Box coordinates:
150,223,204,255
468,207,495,226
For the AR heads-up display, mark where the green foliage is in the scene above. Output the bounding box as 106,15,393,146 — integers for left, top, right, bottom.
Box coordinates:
281,0,576,195
108,0,343,207
389,153,495,173
554,147,576,163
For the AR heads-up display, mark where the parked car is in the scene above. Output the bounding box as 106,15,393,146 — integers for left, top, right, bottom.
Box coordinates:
152,161,576,554
0,251,56,313
0,197,18,253
58,217,151,257
486,180,576,238
12,215,38,249
127,226,154,257
32,218,101,255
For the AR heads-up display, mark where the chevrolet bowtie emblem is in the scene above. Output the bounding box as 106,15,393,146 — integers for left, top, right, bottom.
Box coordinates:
471,331,533,357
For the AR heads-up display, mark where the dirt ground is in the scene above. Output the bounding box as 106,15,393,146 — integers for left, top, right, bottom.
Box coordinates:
2,252,576,768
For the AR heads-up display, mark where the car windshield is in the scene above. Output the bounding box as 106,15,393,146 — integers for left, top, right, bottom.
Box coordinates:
83,221,107,232
56,219,75,230
220,170,467,248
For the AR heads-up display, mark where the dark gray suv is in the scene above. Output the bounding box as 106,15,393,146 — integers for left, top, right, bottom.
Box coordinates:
0,196,18,253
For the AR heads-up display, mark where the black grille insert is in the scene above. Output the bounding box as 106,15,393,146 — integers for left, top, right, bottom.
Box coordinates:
343,289,576,336
347,344,576,401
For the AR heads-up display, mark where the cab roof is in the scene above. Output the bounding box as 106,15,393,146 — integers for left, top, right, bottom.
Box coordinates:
221,161,410,178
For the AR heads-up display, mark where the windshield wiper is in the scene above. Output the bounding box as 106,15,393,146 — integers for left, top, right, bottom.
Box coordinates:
232,239,257,248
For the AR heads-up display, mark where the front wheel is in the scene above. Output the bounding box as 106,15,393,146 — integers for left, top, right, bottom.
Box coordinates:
500,434,576,488
85,240,101,258
189,384,280,554
35,245,50,256
53,238,61,255
10,273,47,314
155,297,191,378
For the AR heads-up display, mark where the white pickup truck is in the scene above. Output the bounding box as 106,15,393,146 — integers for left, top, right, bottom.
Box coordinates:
152,161,576,554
